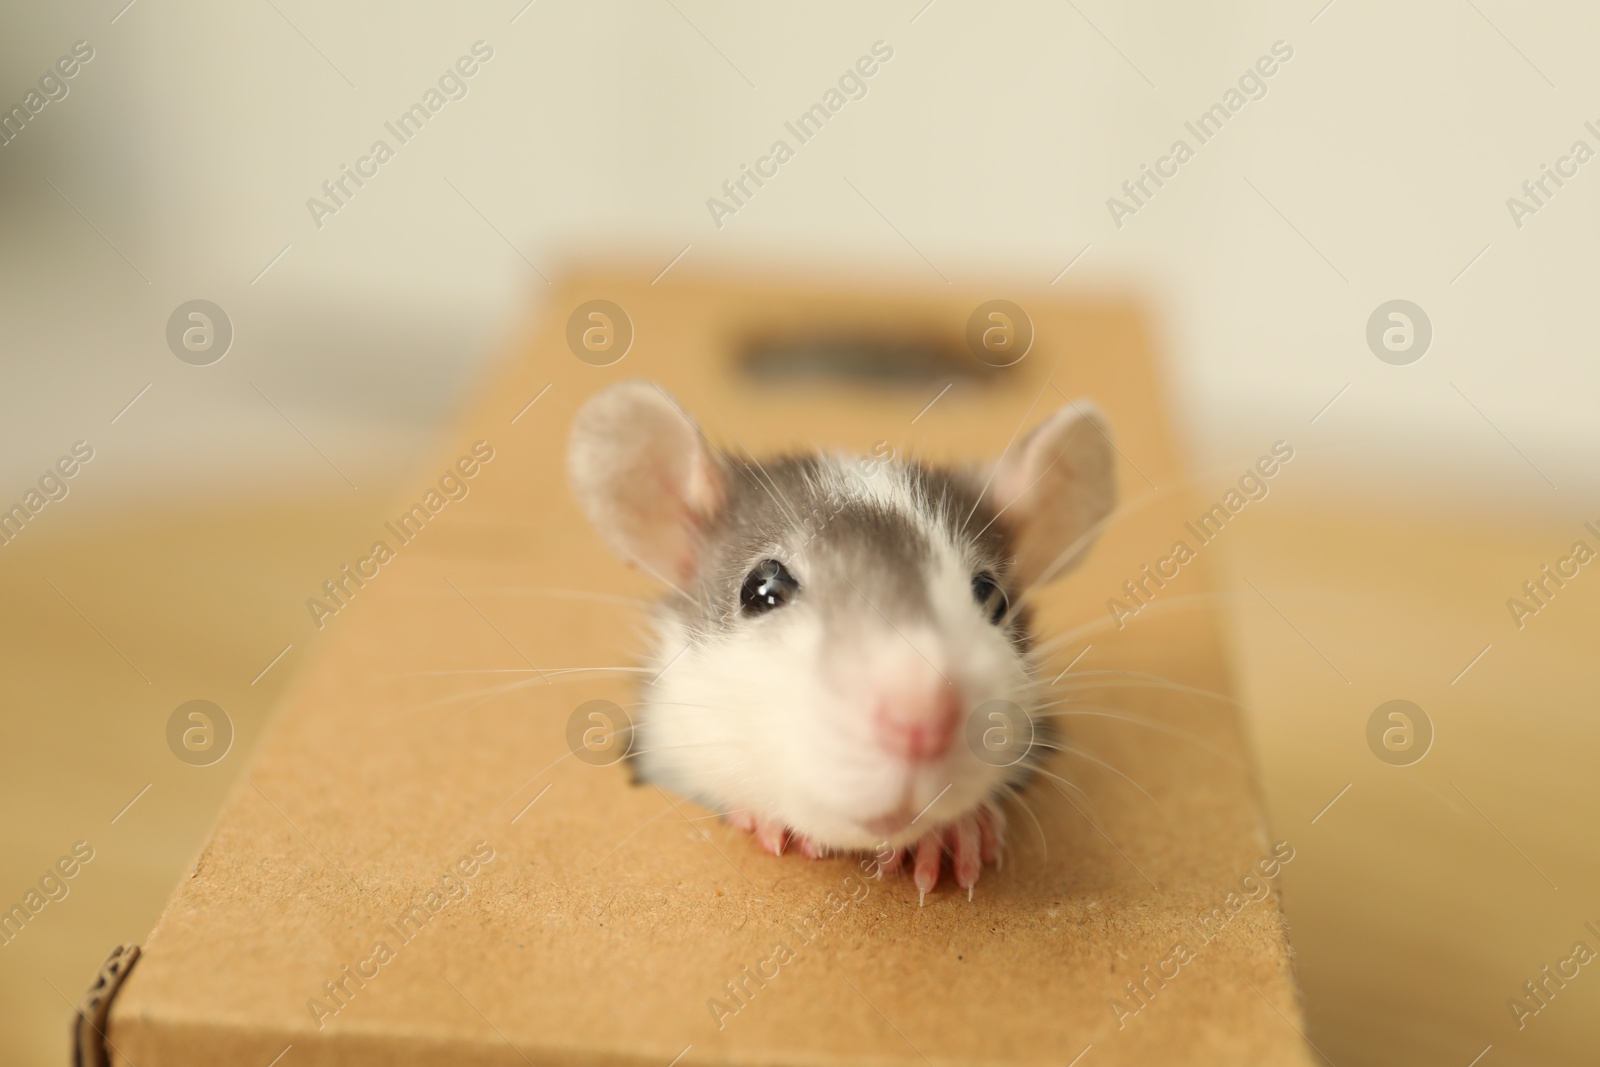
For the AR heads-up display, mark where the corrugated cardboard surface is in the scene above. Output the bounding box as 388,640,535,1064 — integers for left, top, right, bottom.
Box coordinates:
106,271,1310,1066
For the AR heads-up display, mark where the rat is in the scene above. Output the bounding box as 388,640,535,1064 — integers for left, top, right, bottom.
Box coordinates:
568,380,1116,900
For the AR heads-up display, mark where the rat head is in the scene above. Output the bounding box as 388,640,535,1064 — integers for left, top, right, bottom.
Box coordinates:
568,380,1116,851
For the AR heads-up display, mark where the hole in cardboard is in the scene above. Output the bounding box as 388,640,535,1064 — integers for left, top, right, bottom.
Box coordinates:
739,331,1004,386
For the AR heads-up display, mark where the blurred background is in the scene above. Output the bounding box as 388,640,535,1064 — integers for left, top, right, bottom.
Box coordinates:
2,1,1597,1064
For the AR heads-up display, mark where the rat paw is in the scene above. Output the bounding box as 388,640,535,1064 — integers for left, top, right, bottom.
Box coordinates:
726,812,828,859
874,806,1005,903
727,806,1004,898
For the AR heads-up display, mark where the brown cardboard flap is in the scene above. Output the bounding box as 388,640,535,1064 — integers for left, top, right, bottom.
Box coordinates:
74,944,139,1067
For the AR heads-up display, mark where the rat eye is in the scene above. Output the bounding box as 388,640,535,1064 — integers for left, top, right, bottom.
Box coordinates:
741,559,799,615
972,572,1009,625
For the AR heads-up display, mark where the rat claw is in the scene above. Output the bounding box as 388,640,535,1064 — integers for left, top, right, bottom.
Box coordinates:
730,808,1004,894
898,807,1006,899
752,817,789,856
977,806,1004,866
912,834,942,896
875,846,903,877
951,814,982,891
739,819,842,861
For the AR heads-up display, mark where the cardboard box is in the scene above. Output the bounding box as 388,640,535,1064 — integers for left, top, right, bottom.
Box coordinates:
94,270,1310,1065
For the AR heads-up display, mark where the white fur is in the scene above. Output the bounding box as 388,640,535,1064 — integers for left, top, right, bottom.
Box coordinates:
636,456,1033,851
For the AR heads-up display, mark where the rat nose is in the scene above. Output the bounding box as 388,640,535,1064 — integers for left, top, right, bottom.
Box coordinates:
873,683,962,762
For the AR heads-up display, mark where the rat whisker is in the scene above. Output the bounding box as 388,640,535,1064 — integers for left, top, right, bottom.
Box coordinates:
687,809,750,821
402,676,545,714
1029,589,1261,655
1035,743,1162,812
624,741,739,755
1001,494,1153,625
405,665,654,678
970,454,1053,542
397,669,677,716
1028,706,1242,766
405,668,553,677
997,782,1049,861
1044,677,1339,746
1028,766,1095,806
415,667,649,710
631,700,748,715
1029,609,1177,657
441,587,654,609
1001,455,1143,622
682,385,807,531
1049,667,1207,686
1048,669,1225,696
1012,447,1322,609
961,368,1056,537
636,555,697,606
1047,673,1277,718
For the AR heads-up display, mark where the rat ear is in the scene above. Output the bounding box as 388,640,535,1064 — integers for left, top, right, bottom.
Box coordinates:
987,400,1117,588
568,380,725,586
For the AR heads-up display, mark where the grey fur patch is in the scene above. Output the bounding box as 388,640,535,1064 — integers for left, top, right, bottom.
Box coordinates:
666,452,1027,649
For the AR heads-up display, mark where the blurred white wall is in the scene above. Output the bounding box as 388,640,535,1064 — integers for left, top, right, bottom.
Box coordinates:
1,0,1595,515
